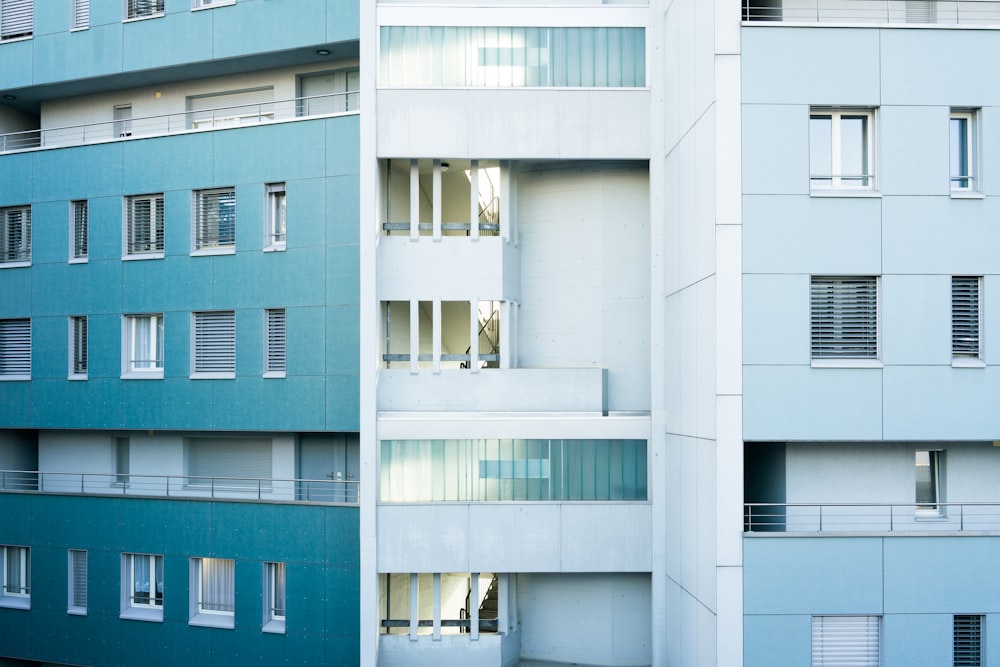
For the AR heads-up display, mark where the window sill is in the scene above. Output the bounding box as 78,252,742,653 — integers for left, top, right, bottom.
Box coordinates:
0,375,31,382
263,371,286,379
952,357,986,368
69,257,88,265
263,245,286,253
0,596,30,610
191,247,236,257
123,14,165,23
263,619,286,634
190,372,235,380
190,612,235,629
122,253,164,261
121,371,164,380
69,27,89,33
809,189,881,198
192,0,236,10
0,35,33,44
0,261,31,269
950,190,984,199
811,358,883,369
121,607,163,622
67,607,87,616
68,374,88,381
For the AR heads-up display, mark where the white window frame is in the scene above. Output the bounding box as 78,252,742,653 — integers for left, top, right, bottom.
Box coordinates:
812,615,880,667
809,108,877,193
810,276,881,367
951,109,982,196
123,194,164,259
0,318,31,381
189,557,235,629
915,449,944,517
68,549,87,615
264,183,286,251
0,0,33,41
955,614,984,667
264,308,286,377
0,545,30,609
192,187,236,255
1,205,31,267
263,561,286,633
952,276,984,366
69,315,88,379
121,553,163,621
191,311,236,379
71,0,90,30
122,314,164,379
124,0,164,20
70,200,88,262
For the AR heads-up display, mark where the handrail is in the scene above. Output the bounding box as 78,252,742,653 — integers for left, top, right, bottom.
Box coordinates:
0,469,359,504
743,0,1000,26
745,501,1000,533
0,91,359,154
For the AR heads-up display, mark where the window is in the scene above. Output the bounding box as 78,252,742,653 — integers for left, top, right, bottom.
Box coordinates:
812,616,880,667
115,437,130,486
70,316,87,378
68,550,87,614
810,277,879,361
265,308,286,377
193,188,236,253
263,562,286,633
70,200,88,261
0,318,30,380
810,108,875,190
190,558,234,628
187,437,272,487
1,205,31,266
186,87,274,129
71,0,89,29
113,104,132,137
952,276,982,363
123,314,164,377
124,194,164,257
916,449,943,514
265,183,286,250
192,0,234,8
298,70,359,115
0,546,29,609
122,553,163,621
955,615,984,667
192,311,235,378
125,0,163,19
951,109,979,193
0,0,33,40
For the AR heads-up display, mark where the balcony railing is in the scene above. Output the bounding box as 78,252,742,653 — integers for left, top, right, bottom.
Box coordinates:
745,502,1000,533
743,0,1000,25
0,91,359,154
0,469,359,504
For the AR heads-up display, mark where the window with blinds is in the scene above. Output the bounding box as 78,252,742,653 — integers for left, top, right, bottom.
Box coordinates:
125,195,164,256
68,550,87,613
952,276,982,360
0,0,33,40
192,311,236,377
193,188,236,252
812,615,880,667
125,0,164,20
71,0,89,29
1,206,31,265
955,615,984,667
265,309,286,376
0,319,30,379
186,87,274,129
810,276,878,359
70,316,88,377
70,201,88,260
186,438,273,488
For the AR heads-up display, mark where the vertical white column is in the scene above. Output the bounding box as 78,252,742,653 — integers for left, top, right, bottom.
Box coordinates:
499,301,510,369
500,160,512,243
469,299,480,372
409,159,419,241
497,574,509,635
409,573,419,640
432,573,442,640
432,299,441,372
469,159,480,240
470,572,480,640
409,300,419,374
432,159,442,239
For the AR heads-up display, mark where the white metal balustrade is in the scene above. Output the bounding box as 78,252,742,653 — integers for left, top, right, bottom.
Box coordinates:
0,469,359,504
0,91,359,154
745,502,1000,532
743,0,1000,25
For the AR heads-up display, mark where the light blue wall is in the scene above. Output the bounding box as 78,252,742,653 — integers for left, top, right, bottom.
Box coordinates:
742,26,1000,441
0,493,359,667
0,116,360,431
745,536,1000,667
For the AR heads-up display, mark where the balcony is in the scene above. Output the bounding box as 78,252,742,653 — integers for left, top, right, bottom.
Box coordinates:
743,0,1000,25
0,469,359,504
0,91,358,154
745,502,1000,533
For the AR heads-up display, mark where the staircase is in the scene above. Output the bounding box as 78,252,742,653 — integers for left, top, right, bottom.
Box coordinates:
462,574,500,633
460,303,501,369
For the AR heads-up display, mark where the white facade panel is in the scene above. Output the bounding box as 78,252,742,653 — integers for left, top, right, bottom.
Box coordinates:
377,236,518,301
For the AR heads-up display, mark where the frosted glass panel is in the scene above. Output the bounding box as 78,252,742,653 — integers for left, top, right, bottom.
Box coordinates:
380,26,645,88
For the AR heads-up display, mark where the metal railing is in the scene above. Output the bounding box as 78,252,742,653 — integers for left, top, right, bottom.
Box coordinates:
743,0,1000,25
0,91,359,154
745,502,1000,533
0,469,359,504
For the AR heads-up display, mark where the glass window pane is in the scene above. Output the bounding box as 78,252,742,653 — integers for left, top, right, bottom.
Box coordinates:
810,115,833,184
839,115,868,185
